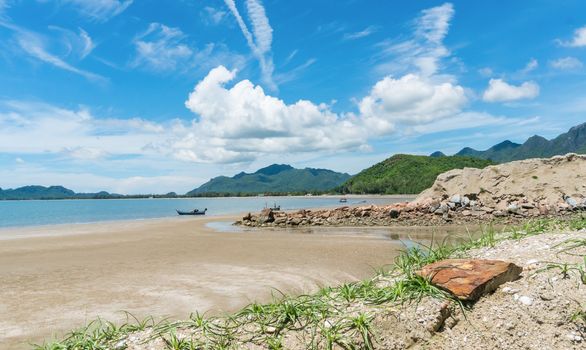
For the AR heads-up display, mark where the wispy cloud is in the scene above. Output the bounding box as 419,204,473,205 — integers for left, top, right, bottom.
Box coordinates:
344,25,379,40
520,58,538,74
375,2,454,78
16,29,105,82
224,0,276,90
201,6,227,25
274,58,316,84
47,25,96,59
62,0,133,22
132,23,193,72
550,56,583,71
0,10,104,81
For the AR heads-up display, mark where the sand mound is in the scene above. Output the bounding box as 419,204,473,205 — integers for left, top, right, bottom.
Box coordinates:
416,153,586,210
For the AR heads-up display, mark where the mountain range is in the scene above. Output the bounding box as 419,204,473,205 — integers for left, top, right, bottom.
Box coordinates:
452,122,586,163
186,164,351,196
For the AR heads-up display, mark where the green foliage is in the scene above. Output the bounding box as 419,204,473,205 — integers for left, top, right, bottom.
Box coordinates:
337,154,493,195
187,164,351,196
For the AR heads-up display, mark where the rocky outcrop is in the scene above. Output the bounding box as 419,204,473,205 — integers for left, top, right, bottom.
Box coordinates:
236,154,586,228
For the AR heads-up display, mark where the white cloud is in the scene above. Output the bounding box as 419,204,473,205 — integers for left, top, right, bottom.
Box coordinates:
62,0,133,22
47,25,96,59
15,157,24,164
520,58,538,74
482,78,540,102
0,13,103,81
62,146,109,160
559,25,586,47
478,67,493,77
550,56,583,70
181,66,367,162
202,6,227,25
15,30,104,81
224,0,275,90
343,25,378,40
78,28,95,58
376,2,454,78
132,23,193,71
358,74,467,133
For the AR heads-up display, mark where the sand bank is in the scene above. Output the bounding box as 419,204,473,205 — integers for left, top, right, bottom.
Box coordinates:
0,216,421,349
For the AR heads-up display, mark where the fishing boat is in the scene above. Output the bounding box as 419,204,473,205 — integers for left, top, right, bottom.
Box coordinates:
339,197,348,203
265,202,281,211
176,208,207,215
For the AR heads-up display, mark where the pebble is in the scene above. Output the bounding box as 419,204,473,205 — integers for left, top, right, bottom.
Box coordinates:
518,295,534,305
502,287,519,294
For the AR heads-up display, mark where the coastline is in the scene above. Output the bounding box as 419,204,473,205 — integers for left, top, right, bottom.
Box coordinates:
0,214,407,349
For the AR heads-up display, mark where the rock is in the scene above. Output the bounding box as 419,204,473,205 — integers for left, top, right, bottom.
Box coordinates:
450,194,462,204
389,209,401,219
507,203,519,213
416,259,523,301
517,295,534,306
258,208,275,224
564,195,578,208
461,196,470,207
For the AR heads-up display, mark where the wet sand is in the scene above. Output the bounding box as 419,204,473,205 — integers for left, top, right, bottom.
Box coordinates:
0,216,414,349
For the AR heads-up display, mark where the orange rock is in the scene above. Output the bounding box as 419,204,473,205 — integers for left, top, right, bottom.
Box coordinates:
416,259,522,301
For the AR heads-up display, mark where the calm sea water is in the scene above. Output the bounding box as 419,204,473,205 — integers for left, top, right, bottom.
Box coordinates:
0,196,410,228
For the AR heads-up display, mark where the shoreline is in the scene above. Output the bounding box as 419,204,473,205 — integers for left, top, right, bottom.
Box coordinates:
0,213,410,349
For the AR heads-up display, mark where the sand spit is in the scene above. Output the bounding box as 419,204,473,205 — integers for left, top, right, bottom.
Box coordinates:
0,216,404,349
238,153,586,228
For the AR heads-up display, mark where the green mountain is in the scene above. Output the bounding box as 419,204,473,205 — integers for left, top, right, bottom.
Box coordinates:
337,154,494,195
455,122,586,162
0,185,126,200
187,164,351,196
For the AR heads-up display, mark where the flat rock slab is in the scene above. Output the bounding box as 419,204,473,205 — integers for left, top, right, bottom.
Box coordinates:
417,259,522,301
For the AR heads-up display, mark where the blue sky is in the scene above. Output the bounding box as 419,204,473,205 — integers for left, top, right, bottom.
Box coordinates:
0,0,585,194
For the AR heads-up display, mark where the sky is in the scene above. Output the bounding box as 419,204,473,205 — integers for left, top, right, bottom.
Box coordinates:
0,0,585,194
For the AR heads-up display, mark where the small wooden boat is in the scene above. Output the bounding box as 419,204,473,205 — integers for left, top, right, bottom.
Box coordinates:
176,208,207,215
339,198,348,203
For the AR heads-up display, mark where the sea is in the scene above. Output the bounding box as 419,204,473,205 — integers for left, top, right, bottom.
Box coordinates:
0,196,411,229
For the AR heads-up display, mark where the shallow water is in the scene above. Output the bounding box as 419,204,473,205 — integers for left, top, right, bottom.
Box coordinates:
0,196,411,228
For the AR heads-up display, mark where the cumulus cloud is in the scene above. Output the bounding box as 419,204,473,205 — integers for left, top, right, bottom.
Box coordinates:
482,79,540,102
180,66,367,162
132,23,193,71
224,0,275,90
62,0,133,22
358,74,467,133
550,56,583,70
558,25,586,47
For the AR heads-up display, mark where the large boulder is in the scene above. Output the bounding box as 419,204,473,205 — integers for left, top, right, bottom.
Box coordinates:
258,208,275,224
417,259,522,301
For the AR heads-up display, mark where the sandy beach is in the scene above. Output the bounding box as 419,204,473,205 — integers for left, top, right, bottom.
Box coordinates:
0,215,428,349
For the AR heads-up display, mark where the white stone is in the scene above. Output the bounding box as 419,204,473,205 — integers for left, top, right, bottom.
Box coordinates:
518,295,533,305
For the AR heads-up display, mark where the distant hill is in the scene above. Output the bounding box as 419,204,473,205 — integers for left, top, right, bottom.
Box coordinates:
186,164,351,196
0,185,164,200
337,154,494,195
455,122,586,162
429,151,446,157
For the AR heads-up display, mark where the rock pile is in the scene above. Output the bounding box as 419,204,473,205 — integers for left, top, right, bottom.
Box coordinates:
236,154,586,228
